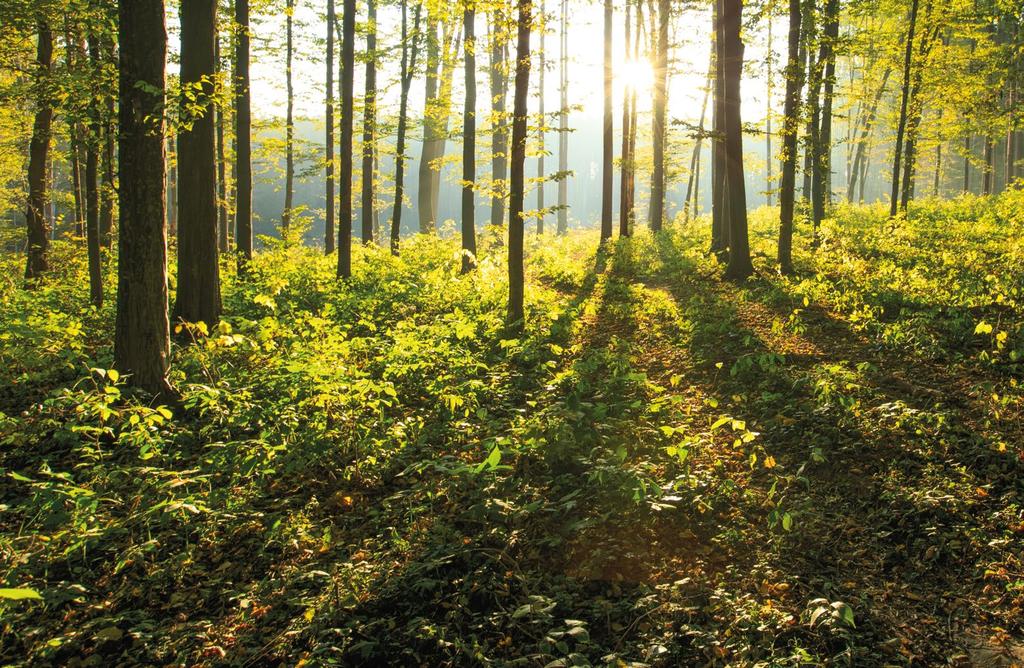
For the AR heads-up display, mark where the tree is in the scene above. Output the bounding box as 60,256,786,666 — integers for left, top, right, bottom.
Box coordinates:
24,20,53,282
649,0,669,232
889,0,920,217
418,13,460,234
619,0,633,237
710,0,728,256
507,0,531,326
777,0,803,274
721,0,753,279
174,0,221,327
361,0,377,243
235,0,253,268
326,0,336,253
810,0,837,237
462,0,478,271
600,0,612,241
390,0,422,254
216,35,230,252
489,5,509,230
283,0,295,231
86,32,103,307
536,0,546,235
337,0,355,278
114,0,172,396
556,0,568,235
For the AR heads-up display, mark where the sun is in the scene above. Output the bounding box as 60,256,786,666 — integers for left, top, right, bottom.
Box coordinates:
616,58,655,96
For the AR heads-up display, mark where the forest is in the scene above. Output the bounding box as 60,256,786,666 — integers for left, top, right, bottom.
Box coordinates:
1,0,1023,664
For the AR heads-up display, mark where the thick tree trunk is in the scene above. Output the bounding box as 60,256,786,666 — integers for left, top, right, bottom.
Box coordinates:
361,0,377,243
462,3,478,271
235,0,253,267
326,0,336,253
507,0,531,326
721,0,752,280
777,0,802,274
337,0,356,277
600,0,613,240
490,8,509,230
174,0,221,327
283,0,294,231
556,0,568,234
25,21,53,281
115,0,172,397
649,0,669,231
889,0,919,217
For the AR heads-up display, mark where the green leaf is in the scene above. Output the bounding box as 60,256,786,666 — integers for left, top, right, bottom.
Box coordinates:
0,588,42,601
782,512,793,531
833,602,855,628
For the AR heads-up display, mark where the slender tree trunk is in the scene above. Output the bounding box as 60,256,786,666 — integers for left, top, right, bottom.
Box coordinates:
216,36,229,252
100,36,116,250
536,0,546,234
766,16,773,207
649,0,669,231
684,56,712,221
490,7,509,229
619,0,632,237
283,0,294,232
507,0,532,326
235,0,253,267
390,0,422,253
174,0,221,326
983,136,993,195
65,22,85,238
1007,87,1017,187
556,0,568,234
721,0,752,279
811,0,837,239
963,133,970,194
361,0,377,243
600,0,613,240
889,0,919,217
777,0,802,274
86,34,104,307
847,67,891,201
25,21,53,281
337,0,356,277
462,2,478,270
115,0,172,397
418,14,441,233
326,0,336,253
167,152,177,236
933,142,942,196
710,0,728,255
627,4,639,222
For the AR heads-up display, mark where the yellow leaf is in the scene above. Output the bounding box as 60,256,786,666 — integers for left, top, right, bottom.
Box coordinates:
764,455,777,469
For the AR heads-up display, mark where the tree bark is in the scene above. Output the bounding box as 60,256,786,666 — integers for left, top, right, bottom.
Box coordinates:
234,0,253,267
361,0,377,243
619,0,632,237
174,0,221,327
115,0,172,397
86,34,104,307
777,0,802,274
810,0,837,238
600,0,613,240
283,0,294,231
649,0,669,231
216,36,229,252
25,21,53,281
100,34,116,249
337,0,356,278
721,0,752,280
462,2,478,271
489,7,509,229
556,0,568,234
889,0,919,217
710,0,728,255
507,0,531,326
326,0,336,253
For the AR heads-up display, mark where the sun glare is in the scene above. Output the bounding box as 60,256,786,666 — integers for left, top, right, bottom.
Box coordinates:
616,58,655,96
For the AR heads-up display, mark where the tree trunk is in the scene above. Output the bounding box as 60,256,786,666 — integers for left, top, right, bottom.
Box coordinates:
337,0,356,278
710,0,728,255
619,0,632,237
933,142,942,196
556,0,568,234
507,0,531,326
600,0,613,240
766,16,773,207
234,0,253,267
462,2,478,271
777,0,802,274
649,0,669,231
174,0,221,327
490,7,509,229
847,68,891,201
963,133,970,194
811,0,837,238
100,35,116,250
283,0,294,232
536,0,546,234
983,136,993,195
25,21,53,281
216,36,229,252
361,0,377,243
721,0,752,279
86,34,104,307
889,0,919,217
326,0,336,253
683,55,713,222
115,0,172,397
390,0,422,253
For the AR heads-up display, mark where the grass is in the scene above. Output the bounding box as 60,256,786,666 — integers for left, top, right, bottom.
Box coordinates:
1,193,1023,666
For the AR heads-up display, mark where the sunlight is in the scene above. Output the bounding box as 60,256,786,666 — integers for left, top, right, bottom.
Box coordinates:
616,58,655,96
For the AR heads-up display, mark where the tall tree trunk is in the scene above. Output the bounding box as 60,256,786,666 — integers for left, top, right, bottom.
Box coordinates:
847,68,891,201
684,54,713,222
174,0,221,327
600,0,613,240
65,21,85,238
283,0,295,231
462,2,478,270
810,0,837,239
100,36,116,250
649,0,669,231
766,16,773,207
899,11,935,212
627,2,639,222
710,0,728,255
86,34,104,307
115,0,172,397
25,21,53,281
536,0,546,234
889,0,919,217
507,0,532,326
326,0,336,253
983,136,993,195
619,0,632,237
489,7,509,229
721,0,752,279
556,0,568,234
361,0,377,243
777,0,802,274
933,142,942,196
167,151,177,236
216,36,229,252
337,0,356,278
390,0,422,253
963,133,970,194
234,0,253,268
417,15,459,234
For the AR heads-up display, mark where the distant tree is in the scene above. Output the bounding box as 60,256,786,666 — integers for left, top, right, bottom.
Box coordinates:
115,0,173,397
174,0,221,327
507,0,531,326
24,20,53,281
489,4,510,230
619,0,633,237
389,0,422,254
810,0,837,237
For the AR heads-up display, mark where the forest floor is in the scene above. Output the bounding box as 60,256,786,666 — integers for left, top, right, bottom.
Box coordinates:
2,196,1024,666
